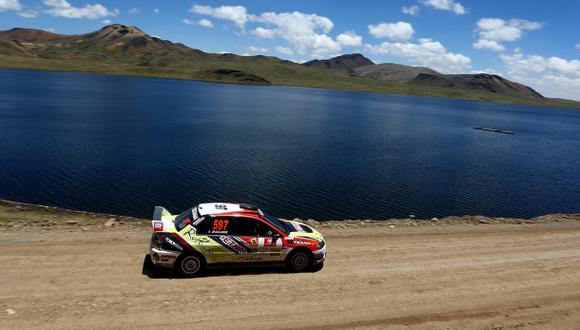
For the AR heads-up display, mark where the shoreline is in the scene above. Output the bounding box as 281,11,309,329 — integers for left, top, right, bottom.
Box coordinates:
1,66,579,110
1,197,578,229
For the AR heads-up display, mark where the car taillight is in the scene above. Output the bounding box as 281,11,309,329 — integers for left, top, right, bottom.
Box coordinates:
153,221,163,232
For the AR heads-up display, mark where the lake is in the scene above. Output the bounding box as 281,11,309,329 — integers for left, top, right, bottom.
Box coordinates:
1,69,579,220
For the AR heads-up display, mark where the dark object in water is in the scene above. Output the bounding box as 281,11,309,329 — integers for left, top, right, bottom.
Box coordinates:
473,127,514,135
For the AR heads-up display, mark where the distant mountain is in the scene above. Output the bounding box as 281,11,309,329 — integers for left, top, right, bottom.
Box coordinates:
409,73,544,99
352,63,440,82
349,60,544,99
303,53,374,72
0,25,577,107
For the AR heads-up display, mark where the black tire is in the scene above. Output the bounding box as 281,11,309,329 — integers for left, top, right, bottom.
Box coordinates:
286,250,313,272
309,262,324,272
175,254,205,278
142,254,156,275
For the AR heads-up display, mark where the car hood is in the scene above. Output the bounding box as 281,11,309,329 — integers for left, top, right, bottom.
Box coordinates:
285,220,324,241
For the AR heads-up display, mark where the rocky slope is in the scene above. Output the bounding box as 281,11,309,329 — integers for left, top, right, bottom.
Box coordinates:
303,53,375,72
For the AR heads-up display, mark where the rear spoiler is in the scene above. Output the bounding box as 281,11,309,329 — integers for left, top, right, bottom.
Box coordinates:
152,206,171,220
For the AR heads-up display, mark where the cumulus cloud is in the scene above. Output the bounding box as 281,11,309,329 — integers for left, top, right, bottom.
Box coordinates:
190,5,364,58
17,10,38,18
182,18,194,25
365,38,471,73
275,46,293,55
250,11,341,58
336,31,362,47
473,18,542,52
248,46,268,53
368,22,414,42
473,39,505,52
197,18,213,28
0,0,22,11
402,5,419,16
421,0,466,15
500,50,580,100
102,18,111,25
190,4,248,28
127,7,140,15
153,8,159,15
251,27,275,39
43,0,116,19
575,43,580,50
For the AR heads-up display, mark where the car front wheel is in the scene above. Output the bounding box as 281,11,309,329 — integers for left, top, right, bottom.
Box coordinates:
287,250,312,272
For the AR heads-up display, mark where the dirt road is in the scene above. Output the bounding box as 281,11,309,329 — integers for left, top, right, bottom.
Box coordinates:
1,210,580,329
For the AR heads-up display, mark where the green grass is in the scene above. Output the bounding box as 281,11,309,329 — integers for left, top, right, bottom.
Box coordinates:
2,54,579,109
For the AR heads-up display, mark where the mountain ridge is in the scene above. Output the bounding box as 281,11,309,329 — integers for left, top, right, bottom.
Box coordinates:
0,24,577,108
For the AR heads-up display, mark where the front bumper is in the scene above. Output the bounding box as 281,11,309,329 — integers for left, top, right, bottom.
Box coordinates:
313,245,326,264
150,247,180,268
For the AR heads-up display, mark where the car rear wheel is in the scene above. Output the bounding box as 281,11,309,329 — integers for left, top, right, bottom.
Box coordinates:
287,250,312,272
175,254,205,278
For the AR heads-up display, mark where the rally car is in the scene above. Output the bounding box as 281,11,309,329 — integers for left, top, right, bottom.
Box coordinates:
148,202,326,277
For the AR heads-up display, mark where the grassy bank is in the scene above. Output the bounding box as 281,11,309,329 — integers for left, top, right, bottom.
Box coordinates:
2,55,579,109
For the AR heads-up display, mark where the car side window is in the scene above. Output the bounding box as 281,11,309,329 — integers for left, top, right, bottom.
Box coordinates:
234,217,276,237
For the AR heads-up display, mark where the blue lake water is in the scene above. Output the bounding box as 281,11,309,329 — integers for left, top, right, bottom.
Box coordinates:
1,69,579,219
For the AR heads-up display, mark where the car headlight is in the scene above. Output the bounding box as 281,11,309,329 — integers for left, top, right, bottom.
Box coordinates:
315,240,325,249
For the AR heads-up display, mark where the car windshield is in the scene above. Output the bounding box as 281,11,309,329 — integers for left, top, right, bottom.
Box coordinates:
261,212,290,234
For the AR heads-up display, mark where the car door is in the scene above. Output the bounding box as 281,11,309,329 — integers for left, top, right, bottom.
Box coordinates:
234,217,284,262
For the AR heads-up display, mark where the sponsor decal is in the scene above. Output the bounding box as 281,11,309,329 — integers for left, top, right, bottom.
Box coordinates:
220,236,247,254
214,204,228,210
238,256,263,262
184,227,198,240
165,237,183,251
250,238,258,246
192,216,204,226
293,239,311,245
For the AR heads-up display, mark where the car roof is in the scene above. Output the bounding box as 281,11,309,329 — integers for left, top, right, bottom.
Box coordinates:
196,202,259,216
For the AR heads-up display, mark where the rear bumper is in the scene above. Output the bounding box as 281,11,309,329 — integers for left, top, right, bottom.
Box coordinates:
150,247,180,268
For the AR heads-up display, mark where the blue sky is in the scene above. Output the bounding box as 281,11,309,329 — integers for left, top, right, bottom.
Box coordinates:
1,0,579,100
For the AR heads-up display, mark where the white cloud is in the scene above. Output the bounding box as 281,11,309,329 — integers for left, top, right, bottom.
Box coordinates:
46,27,55,32
575,43,580,50
128,7,140,15
191,6,363,58
336,31,362,47
43,0,116,19
182,19,194,25
421,0,466,15
0,0,21,11
477,18,542,42
251,11,341,58
402,5,419,16
368,22,414,42
473,18,542,53
153,8,159,15
251,27,275,39
472,39,505,52
102,19,111,25
17,10,38,18
365,38,471,73
198,18,213,28
500,51,580,100
190,4,248,28
248,46,268,53
275,46,293,55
